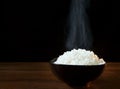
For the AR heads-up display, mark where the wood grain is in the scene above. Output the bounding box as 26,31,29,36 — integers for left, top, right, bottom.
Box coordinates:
0,62,120,89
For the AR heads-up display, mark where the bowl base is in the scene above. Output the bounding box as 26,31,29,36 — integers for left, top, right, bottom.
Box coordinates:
68,82,92,89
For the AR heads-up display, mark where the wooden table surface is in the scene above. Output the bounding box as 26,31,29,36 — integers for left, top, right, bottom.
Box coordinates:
0,62,120,89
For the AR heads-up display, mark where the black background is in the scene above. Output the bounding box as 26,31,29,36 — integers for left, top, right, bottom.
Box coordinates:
3,0,120,61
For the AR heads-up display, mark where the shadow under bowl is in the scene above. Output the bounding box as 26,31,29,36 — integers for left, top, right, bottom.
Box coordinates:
50,58,105,88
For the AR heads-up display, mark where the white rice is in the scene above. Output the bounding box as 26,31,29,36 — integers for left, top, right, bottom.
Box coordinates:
54,49,105,65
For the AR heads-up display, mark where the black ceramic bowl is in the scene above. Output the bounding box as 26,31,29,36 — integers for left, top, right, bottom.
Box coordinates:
50,58,105,88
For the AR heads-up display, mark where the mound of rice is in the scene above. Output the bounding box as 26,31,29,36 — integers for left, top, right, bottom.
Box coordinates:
54,49,105,65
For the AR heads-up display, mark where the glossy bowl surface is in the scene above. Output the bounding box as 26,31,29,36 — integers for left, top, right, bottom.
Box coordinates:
50,58,105,87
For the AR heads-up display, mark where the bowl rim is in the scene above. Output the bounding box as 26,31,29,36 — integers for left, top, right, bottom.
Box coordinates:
50,58,106,66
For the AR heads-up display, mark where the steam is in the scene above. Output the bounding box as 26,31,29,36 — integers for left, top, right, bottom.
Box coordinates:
65,0,93,50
